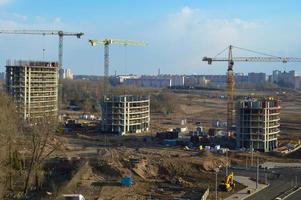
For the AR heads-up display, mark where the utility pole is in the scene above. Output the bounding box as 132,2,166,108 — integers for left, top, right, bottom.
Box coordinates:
245,156,248,169
215,171,218,200
251,141,254,167
265,169,268,185
226,150,228,176
256,157,259,189
295,176,298,187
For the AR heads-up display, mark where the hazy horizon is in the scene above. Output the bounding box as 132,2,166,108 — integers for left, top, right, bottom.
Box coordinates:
0,0,301,75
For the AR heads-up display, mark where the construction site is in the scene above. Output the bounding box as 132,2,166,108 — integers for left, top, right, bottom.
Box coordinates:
236,97,280,152
5,60,59,120
0,9,301,200
101,95,150,134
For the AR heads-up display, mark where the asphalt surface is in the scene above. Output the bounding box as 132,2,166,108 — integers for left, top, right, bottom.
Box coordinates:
286,188,301,200
227,166,301,200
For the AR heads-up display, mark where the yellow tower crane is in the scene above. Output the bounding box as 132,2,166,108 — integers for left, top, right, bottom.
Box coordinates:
88,38,147,93
202,45,301,131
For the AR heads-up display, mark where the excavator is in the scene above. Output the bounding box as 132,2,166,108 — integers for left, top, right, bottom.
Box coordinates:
220,172,235,192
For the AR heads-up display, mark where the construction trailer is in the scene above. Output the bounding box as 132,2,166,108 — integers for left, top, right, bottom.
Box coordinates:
101,95,150,135
6,60,58,121
236,97,280,152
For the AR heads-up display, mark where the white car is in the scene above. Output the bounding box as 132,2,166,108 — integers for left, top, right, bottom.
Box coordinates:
63,194,85,200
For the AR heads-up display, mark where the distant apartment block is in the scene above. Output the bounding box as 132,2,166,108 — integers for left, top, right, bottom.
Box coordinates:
0,72,5,80
111,75,139,85
248,72,266,84
101,95,150,134
272,70,298,89
112,74,185,88
295,76,301,89
63,68,74,80
184,74,248,87
6,60,58,121
124,77,171,88
73,75,101,80
236,97,280,152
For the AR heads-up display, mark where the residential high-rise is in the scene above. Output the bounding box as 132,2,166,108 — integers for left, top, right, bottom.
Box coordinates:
236,97,280,152
101,95,150,135
272,70,296,88
6,60,58,121
248,72,266,84
63,68,74,80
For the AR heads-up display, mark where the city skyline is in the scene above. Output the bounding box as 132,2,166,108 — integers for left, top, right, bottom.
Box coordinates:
0,0,301,75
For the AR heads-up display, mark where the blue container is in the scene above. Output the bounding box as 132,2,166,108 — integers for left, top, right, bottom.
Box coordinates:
164,139,177,146
121,176,133,187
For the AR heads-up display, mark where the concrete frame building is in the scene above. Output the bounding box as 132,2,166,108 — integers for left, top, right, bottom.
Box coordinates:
236,97,280,152
6,60,58,121
101,95,150,135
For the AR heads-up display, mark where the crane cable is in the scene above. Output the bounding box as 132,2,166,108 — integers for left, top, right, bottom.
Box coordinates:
232,45,281,58
213,45,282,59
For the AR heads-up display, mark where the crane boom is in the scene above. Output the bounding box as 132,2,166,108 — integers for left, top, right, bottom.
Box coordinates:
0,29,84,114
89,38,147,46
203,56,301,63
202,45,301,131
0,30,84,71
89,38,147,94
0,30,83,37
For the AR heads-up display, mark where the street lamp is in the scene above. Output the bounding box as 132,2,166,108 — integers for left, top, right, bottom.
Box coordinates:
215,165,221,200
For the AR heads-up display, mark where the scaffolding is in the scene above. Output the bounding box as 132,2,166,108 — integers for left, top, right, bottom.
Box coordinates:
6,60,58,121
236,97,280,152
101,95,150,135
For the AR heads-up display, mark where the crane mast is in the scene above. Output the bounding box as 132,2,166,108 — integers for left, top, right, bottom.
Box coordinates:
0,30,84,78
0,29,84,114
202,45,301,132
89,38,147,93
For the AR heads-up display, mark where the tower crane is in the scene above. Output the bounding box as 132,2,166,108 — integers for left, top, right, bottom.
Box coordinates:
0,30,84,112
202,45,301,131
88,38,147,93
0,30,84,78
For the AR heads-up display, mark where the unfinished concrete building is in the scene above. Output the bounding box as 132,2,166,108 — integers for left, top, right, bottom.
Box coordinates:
236,97,280,152
6,60,58,121
101,95,150,135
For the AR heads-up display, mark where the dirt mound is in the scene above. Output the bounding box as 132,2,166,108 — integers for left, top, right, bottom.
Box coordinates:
131,159,158,179
91,159,123,179
159,158,196,177
200,157,227,171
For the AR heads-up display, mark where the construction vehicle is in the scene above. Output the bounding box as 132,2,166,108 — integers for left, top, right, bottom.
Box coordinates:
219,172,235,192
202,45,301,132
88,38,147,93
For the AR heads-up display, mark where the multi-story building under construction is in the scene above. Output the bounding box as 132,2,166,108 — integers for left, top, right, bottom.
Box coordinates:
236,97,280,152
101,95,150,135
6,60,58,121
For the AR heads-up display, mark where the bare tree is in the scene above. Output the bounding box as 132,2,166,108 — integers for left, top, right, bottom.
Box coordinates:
23,116,62,195
0,93,22,198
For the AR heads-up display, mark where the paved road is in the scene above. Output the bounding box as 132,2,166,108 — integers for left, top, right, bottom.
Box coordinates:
227,167,301,200
286,188,301,200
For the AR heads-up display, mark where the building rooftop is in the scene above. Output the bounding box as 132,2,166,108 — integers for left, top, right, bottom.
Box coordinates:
6,60,58,68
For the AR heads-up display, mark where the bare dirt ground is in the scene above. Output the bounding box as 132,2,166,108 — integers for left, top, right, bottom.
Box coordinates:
50,134,244,200
45,88,301,200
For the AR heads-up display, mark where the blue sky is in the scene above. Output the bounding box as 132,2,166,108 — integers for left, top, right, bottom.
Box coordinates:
0,0,301,75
